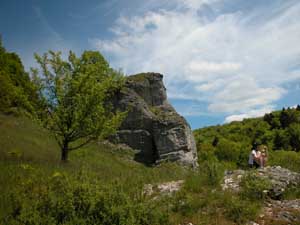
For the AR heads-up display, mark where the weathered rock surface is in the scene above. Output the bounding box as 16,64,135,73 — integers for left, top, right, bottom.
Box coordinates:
257,199,300,224
222,166,300,199
223,166,300,224
143,180,184,197
112,73,198,167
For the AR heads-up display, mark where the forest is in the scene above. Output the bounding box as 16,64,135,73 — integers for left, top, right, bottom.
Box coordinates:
194,107,300,171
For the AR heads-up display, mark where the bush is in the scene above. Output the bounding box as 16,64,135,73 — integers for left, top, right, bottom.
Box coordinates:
236,145,252,168
215,139,241,162
239,173,271,201
0,40,39,114
288,123,300,151
223,194,260,224
171,190,203,217
4,171,170,225
184,173,204,193
283,184,300,200
197,143,217,162
198,159,224,187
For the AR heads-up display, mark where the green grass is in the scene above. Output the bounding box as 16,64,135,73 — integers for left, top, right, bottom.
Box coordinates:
269,150,300,172
0,113,187,181
127,73,152,83
0,114,267,224
0,114,187,222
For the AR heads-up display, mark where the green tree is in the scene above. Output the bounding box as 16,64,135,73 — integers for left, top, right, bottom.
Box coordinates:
288,123,300,151
215,138,241,162
263,112,281,129
33,50,126,161
252,121,270,144
273,129,290,150
280,108,299,128
212,136,219,147
0,37,38,113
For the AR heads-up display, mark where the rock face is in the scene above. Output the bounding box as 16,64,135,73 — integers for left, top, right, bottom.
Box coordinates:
223,166,300,224
112,73,198,167
258,199,300,224
222,166,300,199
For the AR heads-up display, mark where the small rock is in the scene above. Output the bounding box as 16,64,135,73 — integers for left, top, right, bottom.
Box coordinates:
144,180,184,196
247,221,260,225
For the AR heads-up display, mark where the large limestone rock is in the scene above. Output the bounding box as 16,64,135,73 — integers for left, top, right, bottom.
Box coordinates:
112,73,198,167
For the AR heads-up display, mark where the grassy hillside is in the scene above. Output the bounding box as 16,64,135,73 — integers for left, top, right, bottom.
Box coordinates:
0,41,259,225
194,108,300,172
0,114,191,224
1,38,299,224
0,113,272,225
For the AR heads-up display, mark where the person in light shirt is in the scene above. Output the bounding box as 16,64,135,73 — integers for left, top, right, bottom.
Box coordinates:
248,145,261,168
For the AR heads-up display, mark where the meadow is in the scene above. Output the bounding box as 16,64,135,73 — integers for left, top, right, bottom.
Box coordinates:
3,113,300,224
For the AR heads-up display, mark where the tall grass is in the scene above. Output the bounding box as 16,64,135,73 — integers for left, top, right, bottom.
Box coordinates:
269,150,300,172
0,114,272,224
0,114,187,222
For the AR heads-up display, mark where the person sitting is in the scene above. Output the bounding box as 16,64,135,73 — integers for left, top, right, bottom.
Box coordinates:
248,147,260,168
260,146,268,168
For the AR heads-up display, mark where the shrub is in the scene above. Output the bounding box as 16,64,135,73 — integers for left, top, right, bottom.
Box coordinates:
239,173,271,201
184,173,204,193
197,158,225,187
223,194,260,224
171,190,205,217
236,145,252,168
288,123,300,151
215,139,241,162
197,143,217,162
0,40,39,114
4,171,170,225
283,184,300,200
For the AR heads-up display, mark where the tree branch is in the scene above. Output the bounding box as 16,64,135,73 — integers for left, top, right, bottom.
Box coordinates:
68,137,94,151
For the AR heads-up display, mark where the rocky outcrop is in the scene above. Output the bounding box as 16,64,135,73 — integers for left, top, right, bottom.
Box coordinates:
222,166,300,199
257,199,300,224
112,73,198,167
223,167,300,224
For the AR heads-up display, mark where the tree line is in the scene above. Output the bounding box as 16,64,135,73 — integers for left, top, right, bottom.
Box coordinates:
194,107,300,167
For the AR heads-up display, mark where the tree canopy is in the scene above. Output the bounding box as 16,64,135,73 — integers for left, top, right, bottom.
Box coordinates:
33,50,126,161
0,37,39,114
194,107,300,167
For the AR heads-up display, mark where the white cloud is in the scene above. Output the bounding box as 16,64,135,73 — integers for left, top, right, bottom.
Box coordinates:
224,106,274,123
177,0,222,10
187,61,242,74
208,77,286,113
91,0,300,117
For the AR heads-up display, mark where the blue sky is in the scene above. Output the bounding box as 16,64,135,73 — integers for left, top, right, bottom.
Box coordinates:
1,0,300,129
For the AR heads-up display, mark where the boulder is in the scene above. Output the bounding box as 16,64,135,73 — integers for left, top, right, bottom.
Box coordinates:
222,166,300,199
112,73,198,167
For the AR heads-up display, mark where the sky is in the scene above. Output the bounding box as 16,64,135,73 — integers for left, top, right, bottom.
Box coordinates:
1,0,300,129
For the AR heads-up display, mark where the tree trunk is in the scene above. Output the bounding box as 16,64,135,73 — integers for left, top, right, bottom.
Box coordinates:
61,141,69,162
